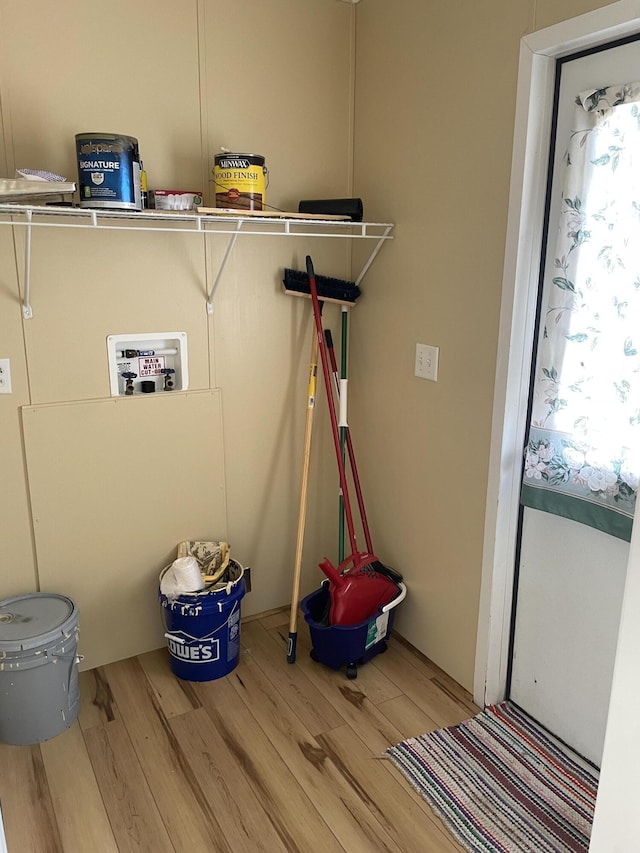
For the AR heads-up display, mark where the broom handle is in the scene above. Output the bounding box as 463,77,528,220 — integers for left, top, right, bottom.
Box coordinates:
287,328,319,663
325,329,374,555
306,256,359,557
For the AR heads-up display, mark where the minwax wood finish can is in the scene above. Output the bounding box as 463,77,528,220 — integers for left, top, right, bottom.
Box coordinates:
76,132,142,210
213,152,267,211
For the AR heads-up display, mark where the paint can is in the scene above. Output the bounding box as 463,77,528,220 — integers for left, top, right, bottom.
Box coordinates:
159,560,246,681
0,593,80,745
75,132,142,210
213,152,267,211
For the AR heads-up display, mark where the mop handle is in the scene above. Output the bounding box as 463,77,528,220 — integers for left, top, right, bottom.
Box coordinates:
325,329,374,555
306,255,359,557
287,330,319,664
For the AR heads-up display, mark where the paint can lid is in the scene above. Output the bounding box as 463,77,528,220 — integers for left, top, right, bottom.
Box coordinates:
0,593,78,651
75,132,138,143
214,152,265,164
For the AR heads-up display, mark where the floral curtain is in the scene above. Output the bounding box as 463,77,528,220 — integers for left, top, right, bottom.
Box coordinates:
521,82,640,541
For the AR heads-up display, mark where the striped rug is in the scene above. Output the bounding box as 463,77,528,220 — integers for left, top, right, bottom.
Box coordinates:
386,701,599,853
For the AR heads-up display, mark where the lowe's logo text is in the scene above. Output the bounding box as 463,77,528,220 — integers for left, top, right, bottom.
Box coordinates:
168,638,220,663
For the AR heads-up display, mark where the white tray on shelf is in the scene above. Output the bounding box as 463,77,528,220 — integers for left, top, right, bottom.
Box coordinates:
0,178,76,200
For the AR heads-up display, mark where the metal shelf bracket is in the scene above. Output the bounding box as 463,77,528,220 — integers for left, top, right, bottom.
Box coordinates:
206,218,243,314
355,224,393,286
22,209,33,319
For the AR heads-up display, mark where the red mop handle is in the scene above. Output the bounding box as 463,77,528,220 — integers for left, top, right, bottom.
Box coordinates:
306,255,359,557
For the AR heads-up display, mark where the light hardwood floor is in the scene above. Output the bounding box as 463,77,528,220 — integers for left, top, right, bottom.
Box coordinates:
0,609,478,852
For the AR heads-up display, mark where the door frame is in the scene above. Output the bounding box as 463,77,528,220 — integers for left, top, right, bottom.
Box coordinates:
474,0,640,710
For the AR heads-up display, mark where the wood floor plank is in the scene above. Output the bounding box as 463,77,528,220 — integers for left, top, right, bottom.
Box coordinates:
242,605,287,626
430,673,479,719
377,694,441,741
170,707,290,852
371,644,473,728
318,724,464,852
103,656,232,852
386,634,440,678
227,647,402,852
264,622,405,754
40,722,119,853
192,673,345,852
391,637,479,717
269,619,405,705
78,667,120,731
0,743,62,853
256,608,290,629
2,609,480,853
84,719,175,852
242,619,346,736
138,647,201,717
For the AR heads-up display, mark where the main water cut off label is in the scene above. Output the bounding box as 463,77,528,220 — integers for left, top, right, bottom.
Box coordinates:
138,356,165,377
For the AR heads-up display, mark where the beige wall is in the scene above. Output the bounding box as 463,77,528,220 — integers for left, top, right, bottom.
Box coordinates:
0,0,354,668
0,0,620,684
350,0,617,690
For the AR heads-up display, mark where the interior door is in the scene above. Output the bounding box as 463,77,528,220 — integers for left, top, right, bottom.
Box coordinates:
508,36,640,767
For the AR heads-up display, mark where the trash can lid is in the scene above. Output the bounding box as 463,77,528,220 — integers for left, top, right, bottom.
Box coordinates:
0,593,78,651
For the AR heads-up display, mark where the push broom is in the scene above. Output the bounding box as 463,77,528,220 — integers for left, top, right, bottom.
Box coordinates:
284,267,360,661
306,255,399,624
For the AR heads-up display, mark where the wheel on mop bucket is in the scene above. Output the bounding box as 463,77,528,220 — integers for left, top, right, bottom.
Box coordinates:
309,648,357,679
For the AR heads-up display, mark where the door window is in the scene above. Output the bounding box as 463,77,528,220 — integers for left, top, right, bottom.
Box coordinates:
522,82,640,541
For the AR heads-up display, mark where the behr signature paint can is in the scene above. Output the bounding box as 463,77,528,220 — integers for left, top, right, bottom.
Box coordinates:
75,133,142,210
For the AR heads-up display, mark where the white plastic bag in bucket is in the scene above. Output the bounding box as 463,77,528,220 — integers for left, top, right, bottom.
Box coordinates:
159,556,205,601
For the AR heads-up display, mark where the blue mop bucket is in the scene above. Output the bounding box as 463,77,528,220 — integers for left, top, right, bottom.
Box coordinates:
159,559,246,681
301,581,406,677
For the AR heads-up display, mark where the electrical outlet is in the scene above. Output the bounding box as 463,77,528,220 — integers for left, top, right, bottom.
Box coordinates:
0,358,12,394
414,343,439,381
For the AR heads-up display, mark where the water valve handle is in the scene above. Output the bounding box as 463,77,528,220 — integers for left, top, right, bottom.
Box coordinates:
121,371,137,396
161,368,175,391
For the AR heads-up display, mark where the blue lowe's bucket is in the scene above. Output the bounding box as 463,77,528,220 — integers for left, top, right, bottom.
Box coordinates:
159,559,246,682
